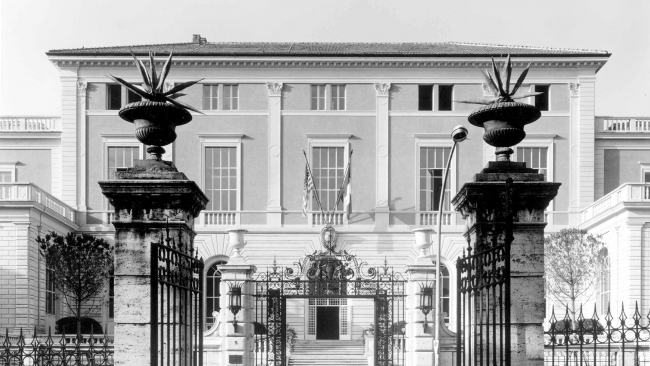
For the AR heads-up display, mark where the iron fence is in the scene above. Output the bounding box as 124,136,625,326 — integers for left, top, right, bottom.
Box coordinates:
545,303,650,365
0,328,114,365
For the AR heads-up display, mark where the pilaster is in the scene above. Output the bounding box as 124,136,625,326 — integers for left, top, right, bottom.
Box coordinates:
218,264,256,366
59,67,79,207
267,82,283,226
374,83,391,229
577,73,596,209
77,81,88,225
568,82,581,225
405,264,436,366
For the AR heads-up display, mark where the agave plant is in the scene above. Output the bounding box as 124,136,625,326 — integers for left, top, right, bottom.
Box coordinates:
108,50,203,114
457,55,543,105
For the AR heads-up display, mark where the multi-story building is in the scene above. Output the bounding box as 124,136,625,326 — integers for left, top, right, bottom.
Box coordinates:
3,36,646,343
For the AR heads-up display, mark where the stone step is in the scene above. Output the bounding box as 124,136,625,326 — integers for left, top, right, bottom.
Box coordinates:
289,340,367,366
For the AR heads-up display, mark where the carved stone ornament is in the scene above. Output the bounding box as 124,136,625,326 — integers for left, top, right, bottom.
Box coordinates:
569,83,580,97
266,82,283,96
374,82,391,96
77,81,88,95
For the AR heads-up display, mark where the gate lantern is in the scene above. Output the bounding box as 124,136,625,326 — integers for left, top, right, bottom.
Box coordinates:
228,282,243,328
420,284,434,331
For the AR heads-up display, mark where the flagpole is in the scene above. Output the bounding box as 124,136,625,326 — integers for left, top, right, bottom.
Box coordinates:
333,150,353,215
303,150,325,216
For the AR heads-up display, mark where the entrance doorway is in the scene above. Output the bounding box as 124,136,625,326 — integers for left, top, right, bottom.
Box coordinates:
316,307,340,339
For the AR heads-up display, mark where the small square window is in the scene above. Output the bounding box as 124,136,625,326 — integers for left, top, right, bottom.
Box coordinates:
534,85,550,111
418,85,433,111
0,171,12,182
311,85,326,110
107,85,122,110
438,85,453,111
331,85,346,111
224,85,239,111
203,85,219,110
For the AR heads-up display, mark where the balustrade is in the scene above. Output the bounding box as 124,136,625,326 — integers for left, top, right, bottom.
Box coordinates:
603,118,650,132
0,183,75,223
419,211,453,226
0,117,61,131
582,183,650,222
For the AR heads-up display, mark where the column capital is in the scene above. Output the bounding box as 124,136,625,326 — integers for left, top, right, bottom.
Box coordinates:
374,82,391,96
569,83,580,97
266,82,283,96
77,81,88,96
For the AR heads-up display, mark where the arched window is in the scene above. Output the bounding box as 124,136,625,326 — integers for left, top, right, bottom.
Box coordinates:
600,249,611,313
433,262,451,325
206,261,227,330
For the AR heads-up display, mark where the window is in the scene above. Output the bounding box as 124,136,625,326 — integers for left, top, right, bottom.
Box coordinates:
331,85,346,110
438,85,454,111
107,84,122,110
127,85,142,104
418,85,433,111
206,261,227,330
107,146,139,180
45,265,55,315
534,85,550,111
419,147,452,211
311,85,326,110
311,147,346,212
108,268,114,318
600,250,610,312
203,85,219,110
0,172,11,182
205,147,238,211
517,147,548,179
223,85,239,110
432,262,451,324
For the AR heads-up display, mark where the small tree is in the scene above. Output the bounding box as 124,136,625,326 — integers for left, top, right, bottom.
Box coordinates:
38,232,113,336
544,228,605,327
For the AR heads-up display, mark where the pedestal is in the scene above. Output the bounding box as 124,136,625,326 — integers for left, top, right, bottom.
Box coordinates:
453,161,560,366
219,263,256,366
99,160,208,366
405,264,436,366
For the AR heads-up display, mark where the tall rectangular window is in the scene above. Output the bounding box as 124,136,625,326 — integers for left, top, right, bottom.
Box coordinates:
107,85,122,110
311,147,345,212
517,147,548,179
107,147,139,180
418,85,433,111
311,85,326,110
127,85,142,104
534,85,550,111
203,85,219,110
223,85,239,110
419,147,452,211
438,85,454,111
108,269,114,318
205,147,237,211
331,85,346,110
45,266,55,315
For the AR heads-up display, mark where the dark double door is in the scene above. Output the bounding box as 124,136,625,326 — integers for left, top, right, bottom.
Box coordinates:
316,306,339,339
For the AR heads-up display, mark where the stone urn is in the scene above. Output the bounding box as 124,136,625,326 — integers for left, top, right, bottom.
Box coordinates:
468,101,540,161
411,228,434,259
226,228,248,260
119,101,192,160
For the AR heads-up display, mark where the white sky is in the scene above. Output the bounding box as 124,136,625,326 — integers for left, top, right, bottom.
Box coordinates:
1,0,649,116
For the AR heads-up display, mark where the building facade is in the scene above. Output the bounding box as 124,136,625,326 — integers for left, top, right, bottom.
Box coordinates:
3,37,647,348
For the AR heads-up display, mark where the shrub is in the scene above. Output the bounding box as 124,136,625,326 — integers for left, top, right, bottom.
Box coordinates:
55,317,103,335
286,326,297,351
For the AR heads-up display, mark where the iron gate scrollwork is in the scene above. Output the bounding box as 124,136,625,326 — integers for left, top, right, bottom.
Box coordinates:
456,178,513,366
151,224,204,366
252,224,406,366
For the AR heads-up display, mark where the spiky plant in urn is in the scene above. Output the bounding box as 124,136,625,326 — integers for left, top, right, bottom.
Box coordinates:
456,55,543,162
107,51,203,165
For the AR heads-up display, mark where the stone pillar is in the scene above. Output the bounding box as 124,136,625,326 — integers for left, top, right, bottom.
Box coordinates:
453,161,559,365
266,82,283,226
77,81,88,226
100,162,207,366
219,263,256,366
405,264,436,366
374,82,391,229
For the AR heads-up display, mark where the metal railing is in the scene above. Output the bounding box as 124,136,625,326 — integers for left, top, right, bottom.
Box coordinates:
545,303,650,365
603,118,650,132
0,117,61,131
582,183,650,222
0,328,114,365
0,183,76,223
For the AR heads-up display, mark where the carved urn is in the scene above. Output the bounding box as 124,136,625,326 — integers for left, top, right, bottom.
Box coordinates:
468,101,540,152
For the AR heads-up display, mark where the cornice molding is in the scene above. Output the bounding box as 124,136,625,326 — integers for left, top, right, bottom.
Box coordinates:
49,58,608,70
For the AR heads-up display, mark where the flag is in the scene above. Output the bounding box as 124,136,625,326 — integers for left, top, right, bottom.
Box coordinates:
302,164,315,217
344,164,351,220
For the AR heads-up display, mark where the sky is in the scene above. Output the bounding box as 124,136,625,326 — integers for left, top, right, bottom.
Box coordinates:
1,0,649,117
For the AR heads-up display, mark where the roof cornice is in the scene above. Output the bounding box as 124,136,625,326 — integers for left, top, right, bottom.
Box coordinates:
48,55,610,71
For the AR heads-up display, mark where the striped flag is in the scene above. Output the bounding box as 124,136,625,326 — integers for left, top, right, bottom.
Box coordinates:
302,164,315,217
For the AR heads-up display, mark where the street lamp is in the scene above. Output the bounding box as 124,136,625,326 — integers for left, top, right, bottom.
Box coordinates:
434,125,468,365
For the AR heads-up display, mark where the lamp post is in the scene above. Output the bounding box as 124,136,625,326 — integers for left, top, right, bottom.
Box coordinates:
434,125,468,365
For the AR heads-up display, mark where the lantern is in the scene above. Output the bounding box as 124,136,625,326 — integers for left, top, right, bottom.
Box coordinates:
420,285,434,331
228,283,242,328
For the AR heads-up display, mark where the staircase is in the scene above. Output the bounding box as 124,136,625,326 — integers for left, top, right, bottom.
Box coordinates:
289,340,368,366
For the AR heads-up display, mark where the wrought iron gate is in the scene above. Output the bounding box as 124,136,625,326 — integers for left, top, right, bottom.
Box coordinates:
252,225,406,366
456,178,514,366
151,225,204,366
